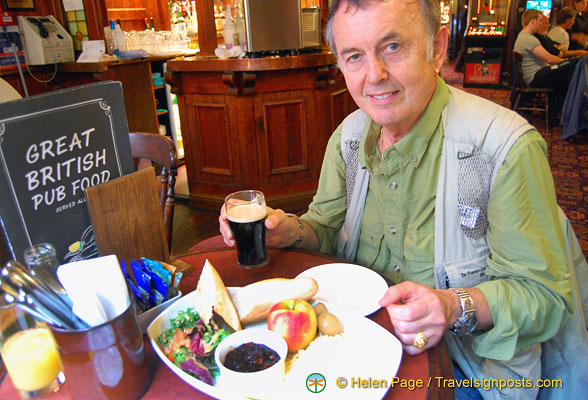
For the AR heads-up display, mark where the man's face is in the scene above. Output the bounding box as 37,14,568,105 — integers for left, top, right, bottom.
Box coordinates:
566,16,577,29
333,0,446,134
574,0,587,13
527,17,541,34
538,16,549,34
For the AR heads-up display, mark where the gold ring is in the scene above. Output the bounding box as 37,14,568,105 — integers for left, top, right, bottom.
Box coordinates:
413,331,428,350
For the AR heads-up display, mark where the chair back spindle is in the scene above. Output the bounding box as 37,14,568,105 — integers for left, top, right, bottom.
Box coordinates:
129,132,178,251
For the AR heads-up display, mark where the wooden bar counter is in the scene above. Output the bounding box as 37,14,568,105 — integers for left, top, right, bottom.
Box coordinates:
56,56,177,134
166,51,357,211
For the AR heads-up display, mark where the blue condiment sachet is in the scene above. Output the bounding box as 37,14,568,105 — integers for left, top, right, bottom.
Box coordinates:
131,260,151,310
121,257,182,314
120,260,147,311
149,272,169,306
142,258,172,282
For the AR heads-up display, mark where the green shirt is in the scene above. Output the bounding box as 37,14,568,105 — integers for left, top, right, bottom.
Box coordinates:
301,78,572,360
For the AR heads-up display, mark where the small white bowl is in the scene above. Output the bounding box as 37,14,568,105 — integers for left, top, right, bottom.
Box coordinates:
214,329,287,399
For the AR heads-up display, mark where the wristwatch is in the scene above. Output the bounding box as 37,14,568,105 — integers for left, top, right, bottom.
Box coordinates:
449,288,477,336
285,213,303,248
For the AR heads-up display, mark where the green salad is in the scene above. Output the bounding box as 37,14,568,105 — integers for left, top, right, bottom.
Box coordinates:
157,307,234,385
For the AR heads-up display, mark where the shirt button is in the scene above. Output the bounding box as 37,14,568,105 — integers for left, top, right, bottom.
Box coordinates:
389,226,397,235
390,181,398,190
412,156,418,162
393,265,400,273
564,272,571,279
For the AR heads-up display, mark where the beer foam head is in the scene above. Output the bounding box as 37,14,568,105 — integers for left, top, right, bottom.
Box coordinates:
226,203,267,223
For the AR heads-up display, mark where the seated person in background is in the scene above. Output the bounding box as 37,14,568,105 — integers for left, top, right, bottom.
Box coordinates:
514,8,577,108
536,14,562,57
569,0,588,50
549,7,588,58
221,1,587,398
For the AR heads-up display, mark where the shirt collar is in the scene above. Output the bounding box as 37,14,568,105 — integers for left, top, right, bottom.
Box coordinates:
359,76,450,172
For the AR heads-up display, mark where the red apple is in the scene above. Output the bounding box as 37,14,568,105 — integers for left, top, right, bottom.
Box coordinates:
267,298,317,352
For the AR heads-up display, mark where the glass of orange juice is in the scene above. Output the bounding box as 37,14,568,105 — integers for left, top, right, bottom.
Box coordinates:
0,306,64,399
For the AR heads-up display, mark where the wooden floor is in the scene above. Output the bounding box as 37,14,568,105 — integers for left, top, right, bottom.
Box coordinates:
172,201,219,255
171,164,220,255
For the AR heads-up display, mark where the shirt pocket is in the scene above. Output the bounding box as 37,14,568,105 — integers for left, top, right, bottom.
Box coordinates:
403,230,434,262
357,230,384,269
403,230,435,284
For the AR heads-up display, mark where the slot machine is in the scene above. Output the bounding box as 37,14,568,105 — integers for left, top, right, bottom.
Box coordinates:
463,0,511,87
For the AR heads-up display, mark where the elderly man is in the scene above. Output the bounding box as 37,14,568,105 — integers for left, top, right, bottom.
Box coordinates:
536,14,563,57
220,1,587,398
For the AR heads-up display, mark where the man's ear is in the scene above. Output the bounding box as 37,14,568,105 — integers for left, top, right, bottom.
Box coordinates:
432,25,449,71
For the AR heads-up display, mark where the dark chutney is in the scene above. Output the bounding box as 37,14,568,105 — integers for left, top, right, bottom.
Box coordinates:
223,342,280,372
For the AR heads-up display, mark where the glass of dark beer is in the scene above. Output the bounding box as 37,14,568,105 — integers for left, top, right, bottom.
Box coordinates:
225,190,269,268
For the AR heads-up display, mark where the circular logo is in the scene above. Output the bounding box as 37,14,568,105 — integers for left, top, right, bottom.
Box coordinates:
306,373,326,393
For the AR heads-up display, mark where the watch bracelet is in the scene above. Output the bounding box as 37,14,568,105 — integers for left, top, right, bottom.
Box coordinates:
449,287,477,336
285,213,303,248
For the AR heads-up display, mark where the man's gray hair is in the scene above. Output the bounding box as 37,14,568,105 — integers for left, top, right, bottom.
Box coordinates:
325,0,441,59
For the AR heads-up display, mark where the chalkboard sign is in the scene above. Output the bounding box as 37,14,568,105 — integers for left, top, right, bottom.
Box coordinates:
0,81,134,264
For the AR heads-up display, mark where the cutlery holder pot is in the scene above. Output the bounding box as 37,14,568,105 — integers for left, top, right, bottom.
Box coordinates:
48,296,150,399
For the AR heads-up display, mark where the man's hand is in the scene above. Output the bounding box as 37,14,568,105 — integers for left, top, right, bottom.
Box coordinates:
264,208,303,248
379,282,459,355
219,205,301,248
219,203,236,247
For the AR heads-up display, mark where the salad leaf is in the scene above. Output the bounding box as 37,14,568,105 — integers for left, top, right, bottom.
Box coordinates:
202,329,231,354
211,309,236,334
173,347,189,364
158,307,200,348
180,359,214,385
190,332,206,356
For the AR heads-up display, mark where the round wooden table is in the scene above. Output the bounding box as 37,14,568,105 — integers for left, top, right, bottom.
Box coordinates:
0,248,455,399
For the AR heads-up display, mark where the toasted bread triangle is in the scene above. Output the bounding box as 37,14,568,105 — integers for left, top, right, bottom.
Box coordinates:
195,259,241,331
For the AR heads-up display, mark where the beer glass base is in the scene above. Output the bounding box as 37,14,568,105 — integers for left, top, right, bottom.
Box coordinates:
15,372,64,399
238,258,269,269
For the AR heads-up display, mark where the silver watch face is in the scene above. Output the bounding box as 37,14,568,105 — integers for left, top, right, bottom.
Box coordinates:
455,311,477,335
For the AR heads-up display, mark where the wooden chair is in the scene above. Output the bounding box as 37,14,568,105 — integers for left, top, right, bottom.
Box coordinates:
511,51,555,132
128,132,177,251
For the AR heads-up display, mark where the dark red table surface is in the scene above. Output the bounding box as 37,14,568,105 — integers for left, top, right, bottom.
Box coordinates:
0,248,454,399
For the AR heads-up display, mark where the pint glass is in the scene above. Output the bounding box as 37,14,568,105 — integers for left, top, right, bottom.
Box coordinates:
225,190,269,268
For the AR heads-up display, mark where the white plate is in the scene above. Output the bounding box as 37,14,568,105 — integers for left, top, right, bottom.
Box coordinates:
147,288,402,400
296,263,389,316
